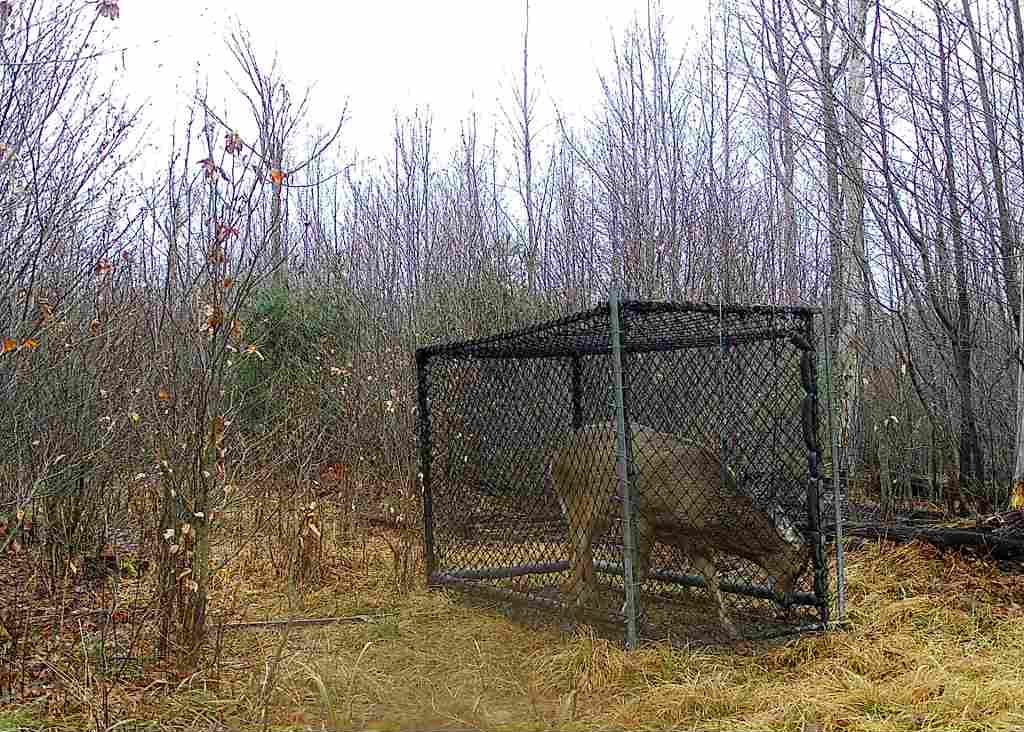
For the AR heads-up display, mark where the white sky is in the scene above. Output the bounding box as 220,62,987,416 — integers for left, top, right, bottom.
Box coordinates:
103,1,709,173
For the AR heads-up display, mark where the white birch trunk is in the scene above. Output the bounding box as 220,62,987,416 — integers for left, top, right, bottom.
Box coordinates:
1014,253,1024,508
1006,0,1024,510
834,0,870,476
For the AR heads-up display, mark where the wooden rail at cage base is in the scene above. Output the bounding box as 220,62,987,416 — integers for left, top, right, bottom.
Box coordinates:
430,559,824,609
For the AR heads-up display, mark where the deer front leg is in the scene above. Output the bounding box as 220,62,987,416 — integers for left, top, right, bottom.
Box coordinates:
620,517,654,618
691,553,739,639
578,525,597,604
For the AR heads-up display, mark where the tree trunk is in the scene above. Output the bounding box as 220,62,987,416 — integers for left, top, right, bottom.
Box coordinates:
771,0,798,302
520,0,537,294
270,146,287,290
815,0,843,476
1014,246,1024,509
878,420,894,517
1014,296,1024,506
939,4,986,514
831,0,870,477
955,341,985,513
960,0,1019,331
1006,0,1024,511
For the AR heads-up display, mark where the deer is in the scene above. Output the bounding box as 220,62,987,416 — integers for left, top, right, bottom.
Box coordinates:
545,420,812,639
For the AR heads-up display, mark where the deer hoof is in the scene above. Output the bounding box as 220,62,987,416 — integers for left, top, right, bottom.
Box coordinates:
720,617,740,640
560,582,591,608
620,600,647,622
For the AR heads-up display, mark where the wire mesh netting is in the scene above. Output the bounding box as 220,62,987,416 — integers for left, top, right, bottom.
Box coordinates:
415,299,838,647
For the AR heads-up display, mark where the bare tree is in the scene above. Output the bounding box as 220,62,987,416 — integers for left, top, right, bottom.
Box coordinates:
1001,0,1024,510
738,0,805,303
504,0,544,293
830,0,872,480
222,22,348,291
862,0,995,512
0,0,144,580
960,0,1019,331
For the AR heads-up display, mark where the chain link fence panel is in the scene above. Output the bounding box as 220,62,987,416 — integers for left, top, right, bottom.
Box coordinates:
416,298,840,647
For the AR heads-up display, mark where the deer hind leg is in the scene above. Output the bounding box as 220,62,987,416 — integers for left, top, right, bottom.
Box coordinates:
561,503,598,606
634,517,655,586
578,520,598,604
691,552,739,639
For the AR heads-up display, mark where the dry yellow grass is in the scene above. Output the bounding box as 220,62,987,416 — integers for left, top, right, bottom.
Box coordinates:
205,537,1024,730
6,533,1023,732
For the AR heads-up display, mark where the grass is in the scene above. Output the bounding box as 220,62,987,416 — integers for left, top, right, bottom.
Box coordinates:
2,528,1023,731
0,708,44,732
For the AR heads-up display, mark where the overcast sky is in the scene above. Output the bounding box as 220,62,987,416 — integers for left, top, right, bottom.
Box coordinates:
103,1,709,172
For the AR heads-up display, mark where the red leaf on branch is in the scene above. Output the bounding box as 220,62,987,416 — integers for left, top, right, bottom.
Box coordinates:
198,158,227,182
224,131,243,155
215,223,240,244
97,0,119,20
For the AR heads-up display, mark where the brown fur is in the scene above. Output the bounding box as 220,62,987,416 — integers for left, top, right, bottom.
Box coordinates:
547,420,812,638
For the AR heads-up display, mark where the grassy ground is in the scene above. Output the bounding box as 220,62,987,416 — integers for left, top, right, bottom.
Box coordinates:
2,531,1023,732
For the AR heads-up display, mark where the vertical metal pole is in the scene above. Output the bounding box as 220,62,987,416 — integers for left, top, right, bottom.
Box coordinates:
797,313,829,625
806,465,827,624
803,316,829,626
416,350,437,583
609,287,640,650
571,356,584,429
821,301,846,623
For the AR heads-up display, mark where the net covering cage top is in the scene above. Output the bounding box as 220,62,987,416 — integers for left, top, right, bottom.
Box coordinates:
415,300,819,362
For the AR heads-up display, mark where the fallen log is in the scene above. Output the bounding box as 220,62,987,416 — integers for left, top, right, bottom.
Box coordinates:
982,509,1024,537
840,522,1024,559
